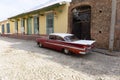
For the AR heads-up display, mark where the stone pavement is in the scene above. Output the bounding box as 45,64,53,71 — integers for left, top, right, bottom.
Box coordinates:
93,48,120,57
0,37,120,80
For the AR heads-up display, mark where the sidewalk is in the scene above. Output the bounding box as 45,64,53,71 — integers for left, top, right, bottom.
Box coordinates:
92,48,120,57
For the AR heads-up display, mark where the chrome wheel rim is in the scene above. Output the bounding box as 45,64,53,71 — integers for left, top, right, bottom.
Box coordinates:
64,49,69,54
39,43,42,47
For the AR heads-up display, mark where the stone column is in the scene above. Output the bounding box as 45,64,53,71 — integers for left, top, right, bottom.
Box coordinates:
109,0,117,51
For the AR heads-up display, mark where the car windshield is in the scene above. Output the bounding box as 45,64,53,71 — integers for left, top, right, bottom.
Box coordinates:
64,35,79,42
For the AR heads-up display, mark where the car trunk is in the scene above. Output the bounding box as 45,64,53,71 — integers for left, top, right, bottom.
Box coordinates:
71,40,95,45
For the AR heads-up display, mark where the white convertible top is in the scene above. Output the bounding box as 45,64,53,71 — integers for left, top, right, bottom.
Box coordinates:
49,33,73,38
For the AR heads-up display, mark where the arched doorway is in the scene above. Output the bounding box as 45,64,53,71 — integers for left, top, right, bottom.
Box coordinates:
71,5,91,40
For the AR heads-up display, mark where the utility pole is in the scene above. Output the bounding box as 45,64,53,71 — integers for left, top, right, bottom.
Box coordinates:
109,0,117,51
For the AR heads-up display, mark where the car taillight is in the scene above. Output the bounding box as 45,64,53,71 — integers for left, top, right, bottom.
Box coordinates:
83,45,92,51
82,46,87,51
83,45,87,48
91,44,95,48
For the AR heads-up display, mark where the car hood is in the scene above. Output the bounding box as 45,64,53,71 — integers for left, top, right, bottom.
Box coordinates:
71,40,95,45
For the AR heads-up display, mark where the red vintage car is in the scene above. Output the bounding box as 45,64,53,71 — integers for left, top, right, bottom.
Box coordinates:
36,33,95,55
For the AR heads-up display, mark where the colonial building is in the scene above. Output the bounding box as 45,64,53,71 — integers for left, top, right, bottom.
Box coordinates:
1,0,120,51
8,0,71,35
68,0,120,51
0,20,11,34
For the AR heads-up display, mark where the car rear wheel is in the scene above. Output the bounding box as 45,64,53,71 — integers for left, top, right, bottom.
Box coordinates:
63,48,70,55
38,42,43,48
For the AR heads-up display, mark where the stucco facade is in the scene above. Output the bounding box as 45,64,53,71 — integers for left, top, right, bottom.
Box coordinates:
0,20,11,34
9,2,70,35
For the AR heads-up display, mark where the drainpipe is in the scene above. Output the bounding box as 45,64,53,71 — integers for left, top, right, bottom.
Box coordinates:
109,0,117,51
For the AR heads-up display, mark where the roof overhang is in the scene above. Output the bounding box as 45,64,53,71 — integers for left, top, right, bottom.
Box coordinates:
9,0,71,19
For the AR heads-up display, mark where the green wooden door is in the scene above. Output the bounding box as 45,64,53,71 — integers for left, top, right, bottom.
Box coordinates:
34,16,39,34
27,18,32,35
46,13,54,34
21,19,25,34
2,24,4,34
15,21,18,33
6,23,10,33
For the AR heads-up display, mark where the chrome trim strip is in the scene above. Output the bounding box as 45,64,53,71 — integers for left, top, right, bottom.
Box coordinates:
45,42,86,51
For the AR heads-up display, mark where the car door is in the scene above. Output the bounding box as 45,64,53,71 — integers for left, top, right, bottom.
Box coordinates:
54,36,65,51
44,35,56,49
45,35,64,51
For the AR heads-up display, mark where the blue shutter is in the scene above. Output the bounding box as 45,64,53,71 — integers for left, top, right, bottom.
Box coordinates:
21,19,25,34
6,23,10,33
2,24,4,34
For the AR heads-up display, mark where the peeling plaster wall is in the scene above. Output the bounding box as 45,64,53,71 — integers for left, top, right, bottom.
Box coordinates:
114,0,120,51
69,0,112,49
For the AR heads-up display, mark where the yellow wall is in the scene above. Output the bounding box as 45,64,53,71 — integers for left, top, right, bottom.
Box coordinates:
40,15,46,34
0,20,11,34
9,3,70,35
18,19,21,33
31,18,34,34
54,3,69,33
10,21,15,34
25,18,27,34
39,3,70,34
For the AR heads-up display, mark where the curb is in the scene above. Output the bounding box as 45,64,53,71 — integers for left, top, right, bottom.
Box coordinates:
92,48,120,57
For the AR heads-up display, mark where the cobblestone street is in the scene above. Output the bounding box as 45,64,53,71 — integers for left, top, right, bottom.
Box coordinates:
0,37,120,80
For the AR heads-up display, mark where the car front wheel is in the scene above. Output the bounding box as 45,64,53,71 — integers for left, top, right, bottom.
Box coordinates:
38,42,43,48
63,48,70,55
